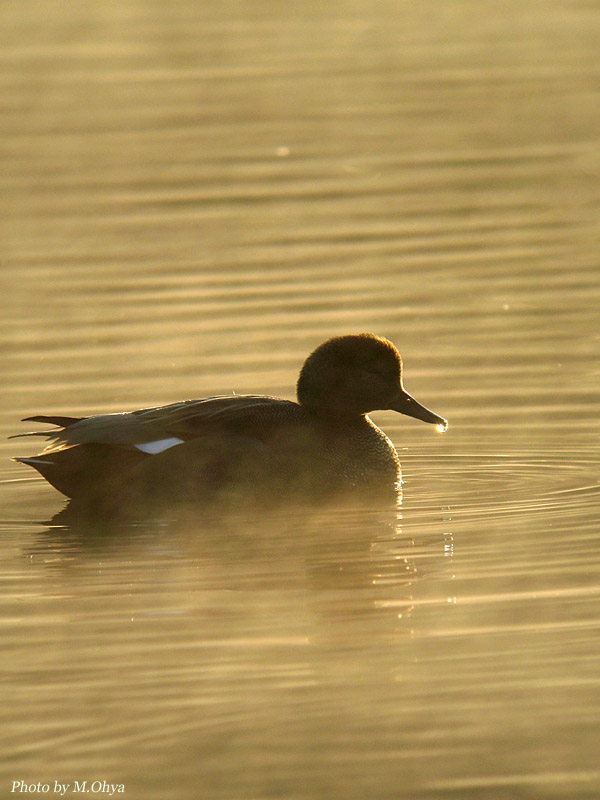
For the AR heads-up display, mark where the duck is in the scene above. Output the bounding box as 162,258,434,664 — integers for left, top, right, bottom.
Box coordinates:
13,334,447,514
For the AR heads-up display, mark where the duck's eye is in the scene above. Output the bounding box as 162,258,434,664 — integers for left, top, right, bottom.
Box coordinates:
362,359,395,378
362,366,386,379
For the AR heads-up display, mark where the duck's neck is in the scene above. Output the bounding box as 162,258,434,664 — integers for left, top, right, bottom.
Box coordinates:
301,402,369,427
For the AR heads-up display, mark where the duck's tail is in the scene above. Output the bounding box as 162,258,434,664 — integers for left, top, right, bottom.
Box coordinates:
8,416,82,441
8,416,83,444
23,415,82,427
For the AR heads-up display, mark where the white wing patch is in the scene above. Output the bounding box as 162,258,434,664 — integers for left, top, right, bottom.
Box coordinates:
134,437,185,454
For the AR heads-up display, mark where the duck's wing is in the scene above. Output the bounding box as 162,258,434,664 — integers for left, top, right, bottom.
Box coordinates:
13,395,299,453
12,396,301,501
132,395,300,439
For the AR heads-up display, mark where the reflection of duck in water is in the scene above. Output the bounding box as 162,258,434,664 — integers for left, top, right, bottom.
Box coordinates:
13,334,447,515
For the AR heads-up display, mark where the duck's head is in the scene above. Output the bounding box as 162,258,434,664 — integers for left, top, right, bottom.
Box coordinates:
297,333,447,428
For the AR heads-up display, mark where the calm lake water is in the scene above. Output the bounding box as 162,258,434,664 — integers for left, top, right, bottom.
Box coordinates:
1,1,600,798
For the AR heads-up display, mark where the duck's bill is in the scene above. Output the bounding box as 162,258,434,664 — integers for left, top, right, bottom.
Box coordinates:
389,389,448,430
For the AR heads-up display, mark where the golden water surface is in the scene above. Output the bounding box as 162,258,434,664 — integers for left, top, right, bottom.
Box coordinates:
1,1,599,798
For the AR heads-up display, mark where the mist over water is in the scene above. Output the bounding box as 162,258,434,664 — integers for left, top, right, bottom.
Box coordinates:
1,1,599,798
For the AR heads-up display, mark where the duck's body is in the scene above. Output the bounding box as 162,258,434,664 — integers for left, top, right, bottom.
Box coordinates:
13,334,447,514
